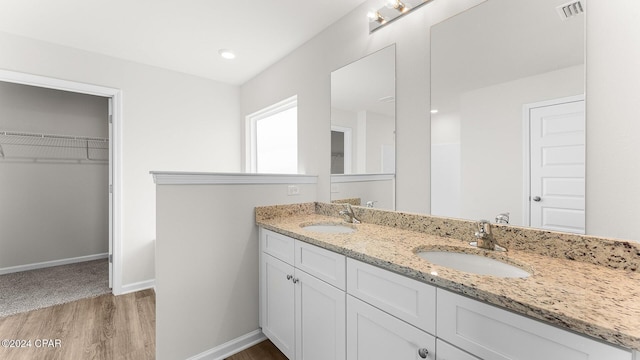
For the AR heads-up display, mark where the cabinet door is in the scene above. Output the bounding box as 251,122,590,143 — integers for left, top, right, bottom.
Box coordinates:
347,295,435,360
436,339,479,360
295,269,346,360
437,289,632,360
262,253,295,359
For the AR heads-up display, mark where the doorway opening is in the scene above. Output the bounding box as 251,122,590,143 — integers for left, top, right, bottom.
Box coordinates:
331,125,352,174
0,69,122,295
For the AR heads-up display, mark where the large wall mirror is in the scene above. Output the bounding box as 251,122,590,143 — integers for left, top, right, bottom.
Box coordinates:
431,0,585,232
330,44,396,210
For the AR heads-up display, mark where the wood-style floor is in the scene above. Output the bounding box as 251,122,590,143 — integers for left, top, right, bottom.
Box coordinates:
225,340,288,360
0,288,286,360
0,289,155,360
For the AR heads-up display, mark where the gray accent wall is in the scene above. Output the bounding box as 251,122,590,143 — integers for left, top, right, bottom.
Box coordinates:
0,82,109,269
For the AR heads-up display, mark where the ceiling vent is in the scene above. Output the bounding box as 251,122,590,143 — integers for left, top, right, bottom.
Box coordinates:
556,1,584,20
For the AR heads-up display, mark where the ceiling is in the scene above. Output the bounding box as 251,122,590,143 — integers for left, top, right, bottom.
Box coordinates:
0,0,370,85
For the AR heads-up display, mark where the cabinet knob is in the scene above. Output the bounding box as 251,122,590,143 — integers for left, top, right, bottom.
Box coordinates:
286,274,293,280
292,278,299,284
532,196,541,202
418,348,429,359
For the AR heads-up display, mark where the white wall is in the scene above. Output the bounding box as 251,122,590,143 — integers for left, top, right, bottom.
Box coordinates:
0,31,241,288
0,82,109,269
155,178,316,360
331,108,394,174
365,111,394,173
331,108,358,173
240,0,486,214
586,0,640,241
330,177,395,210
241,0,640,242
459,65,583,225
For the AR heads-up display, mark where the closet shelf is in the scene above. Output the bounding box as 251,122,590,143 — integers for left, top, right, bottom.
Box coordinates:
0,131,109,162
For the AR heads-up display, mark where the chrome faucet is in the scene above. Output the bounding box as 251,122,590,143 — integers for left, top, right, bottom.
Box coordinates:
339,203,361,224
472,220,506,251
366,200,377,208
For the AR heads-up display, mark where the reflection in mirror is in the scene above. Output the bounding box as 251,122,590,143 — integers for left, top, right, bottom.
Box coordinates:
330,44,396,210
430,0,585,233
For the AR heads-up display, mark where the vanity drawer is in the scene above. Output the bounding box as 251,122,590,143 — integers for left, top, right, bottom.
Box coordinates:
260,228,294,265
294,240,346,290
346,258,436,334
437,289,632,360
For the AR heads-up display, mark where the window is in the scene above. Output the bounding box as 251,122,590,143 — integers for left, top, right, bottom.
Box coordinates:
246,96,298,173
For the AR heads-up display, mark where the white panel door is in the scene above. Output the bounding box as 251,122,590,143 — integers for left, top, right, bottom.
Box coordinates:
347,295,435,360
262,253,295,359
529,99,585,233
295,269,346,360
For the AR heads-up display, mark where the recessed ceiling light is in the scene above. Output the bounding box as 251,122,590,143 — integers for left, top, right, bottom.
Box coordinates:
430,109,439,114
218,49,236,60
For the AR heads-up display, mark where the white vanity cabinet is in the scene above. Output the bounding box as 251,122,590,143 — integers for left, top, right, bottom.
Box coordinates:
437,289,632,360
260,228,634,360
261,252,295,359
436,340,480,360
259,229,346,360
347,295,435,360
346,258,437,359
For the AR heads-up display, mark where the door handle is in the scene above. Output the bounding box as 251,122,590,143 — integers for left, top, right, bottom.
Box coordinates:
532,196,541,202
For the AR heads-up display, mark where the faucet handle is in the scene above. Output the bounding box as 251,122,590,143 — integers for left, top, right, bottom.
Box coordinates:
495,212,510,224
476,219,491,234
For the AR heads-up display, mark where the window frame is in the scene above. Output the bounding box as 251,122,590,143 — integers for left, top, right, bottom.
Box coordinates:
246,95,298,173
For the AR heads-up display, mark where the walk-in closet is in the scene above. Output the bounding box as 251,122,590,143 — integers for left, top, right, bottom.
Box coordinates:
0,81,110,317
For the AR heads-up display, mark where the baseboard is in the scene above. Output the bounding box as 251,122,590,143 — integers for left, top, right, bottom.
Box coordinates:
0,253,108,275
186,329,267,360
117,279,156,295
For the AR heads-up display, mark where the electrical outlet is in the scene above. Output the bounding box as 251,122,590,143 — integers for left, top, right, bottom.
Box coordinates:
287,185,300,196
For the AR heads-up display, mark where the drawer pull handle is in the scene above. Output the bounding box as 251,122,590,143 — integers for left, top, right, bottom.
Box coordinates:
418,348,429,358
286,274,293,280
292,278,299,284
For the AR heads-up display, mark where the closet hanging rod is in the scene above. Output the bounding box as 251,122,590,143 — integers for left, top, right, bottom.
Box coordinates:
0,131,108,142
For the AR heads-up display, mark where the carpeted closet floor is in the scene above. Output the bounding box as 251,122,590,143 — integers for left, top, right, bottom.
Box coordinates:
0,259,110,318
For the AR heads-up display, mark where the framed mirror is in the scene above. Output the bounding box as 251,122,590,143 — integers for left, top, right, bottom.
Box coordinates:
430,0,585,232
330,44,396,210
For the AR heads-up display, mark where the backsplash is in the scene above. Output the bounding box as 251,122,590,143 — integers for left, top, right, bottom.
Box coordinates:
257,202,640,272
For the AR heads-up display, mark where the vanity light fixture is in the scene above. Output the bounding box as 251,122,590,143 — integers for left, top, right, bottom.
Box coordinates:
218,49,236,60
386,0,408,13
369,0,434,33
367,11,386,24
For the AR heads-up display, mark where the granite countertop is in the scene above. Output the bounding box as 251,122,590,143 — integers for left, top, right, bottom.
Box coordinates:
256,203,640,352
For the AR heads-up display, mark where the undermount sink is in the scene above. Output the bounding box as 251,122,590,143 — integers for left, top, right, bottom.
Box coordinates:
417,250,531,278
301,223,356,234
